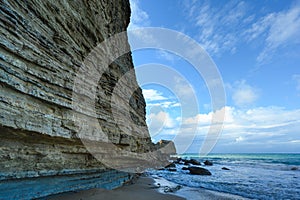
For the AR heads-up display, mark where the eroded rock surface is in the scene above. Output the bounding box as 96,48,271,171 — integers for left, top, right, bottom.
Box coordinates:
0,0,174,199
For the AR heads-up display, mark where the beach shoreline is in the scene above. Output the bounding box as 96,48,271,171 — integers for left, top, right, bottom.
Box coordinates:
151,174,250,200
45,174,184,200
45,173,249,200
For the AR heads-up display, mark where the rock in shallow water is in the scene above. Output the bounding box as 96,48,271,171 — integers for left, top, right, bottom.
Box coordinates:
165,163,176,168
189,159,201,165
222,167,230,170
204,160,213,166
188,167,212,175
182,159,201,166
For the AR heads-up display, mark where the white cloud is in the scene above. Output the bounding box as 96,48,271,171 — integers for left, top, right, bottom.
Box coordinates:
172,77,201,118
266,5,300,48
147,111,177,136
128,0,159,48
184,1,300,64
231,80,259,107
148,111,175,128
244,13,275,42
129,0,150,29
156,50,178,63
183,111,216,126
174,77,195,99
163,106,300,153
182,106,232,130
183,1,248,55
146,103,300,152
142,89,180,109
235,136,244,142
143,89,181,109
148,101,181,109
143,89,167,101
245,4,300,63
172,102,181,107
218,106,300,149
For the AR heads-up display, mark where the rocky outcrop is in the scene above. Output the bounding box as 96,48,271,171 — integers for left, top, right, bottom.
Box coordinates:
0,0,174,199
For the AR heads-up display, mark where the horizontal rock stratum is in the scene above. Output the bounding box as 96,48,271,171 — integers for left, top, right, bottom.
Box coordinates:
0,0,175,199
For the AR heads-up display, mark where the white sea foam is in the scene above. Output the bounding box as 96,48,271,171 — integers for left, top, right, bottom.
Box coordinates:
149,153,300,199
151,174,249,200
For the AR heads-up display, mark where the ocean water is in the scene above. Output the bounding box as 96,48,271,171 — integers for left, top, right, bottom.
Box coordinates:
149,153,300,200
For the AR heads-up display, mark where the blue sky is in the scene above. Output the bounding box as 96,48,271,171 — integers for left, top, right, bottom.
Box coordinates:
128,0,300,153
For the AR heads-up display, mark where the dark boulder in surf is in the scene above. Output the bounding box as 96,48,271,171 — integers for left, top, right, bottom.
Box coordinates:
174,158,183,164
189,159,201,165
183,159,201,166
222,167,230,170
188,167,212,175
204,160,213,166
165,163,176,168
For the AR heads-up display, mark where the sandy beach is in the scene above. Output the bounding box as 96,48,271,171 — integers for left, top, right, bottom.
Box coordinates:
45,174,249,200
46,175,184,200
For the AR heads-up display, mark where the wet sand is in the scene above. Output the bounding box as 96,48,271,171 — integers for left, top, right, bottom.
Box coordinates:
46,176,184,200
46,174,249,200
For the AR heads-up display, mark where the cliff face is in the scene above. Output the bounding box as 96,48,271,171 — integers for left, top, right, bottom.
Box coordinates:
0,0,174,199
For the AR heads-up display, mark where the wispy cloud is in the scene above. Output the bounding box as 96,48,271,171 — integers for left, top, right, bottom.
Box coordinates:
183,0,248,55
174,77,196,99
147,101,180,109
128,0,160,47
156,50,179,63
143,89,167,101
246,4,300,63
142,89,180,109
230,80,259,107
128,0,150,29
183,0,300,64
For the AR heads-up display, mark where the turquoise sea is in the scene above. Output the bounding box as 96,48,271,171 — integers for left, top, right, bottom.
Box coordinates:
150,153,300,199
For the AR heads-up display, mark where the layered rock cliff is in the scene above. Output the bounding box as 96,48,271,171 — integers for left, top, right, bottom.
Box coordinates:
0,0,175,199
